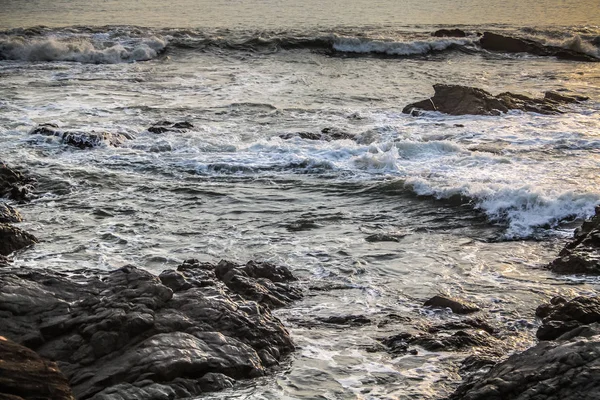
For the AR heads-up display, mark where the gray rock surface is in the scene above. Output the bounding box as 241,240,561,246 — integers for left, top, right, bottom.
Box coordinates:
0,260,301,399
0,223,38,256
0,161,35,201
30,123,128,148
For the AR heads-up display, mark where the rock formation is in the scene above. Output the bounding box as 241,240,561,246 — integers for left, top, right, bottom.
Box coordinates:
30,124,129,148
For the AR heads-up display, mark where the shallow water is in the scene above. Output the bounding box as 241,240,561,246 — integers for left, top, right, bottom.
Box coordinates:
1,2,600,399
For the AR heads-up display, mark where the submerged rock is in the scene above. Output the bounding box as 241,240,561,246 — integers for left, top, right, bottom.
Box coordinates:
30,124,127,148
402,84,587,116
0,223,38,256
447,323,600,400
147,121,194,134
548,206,600,274
0,260,301,399
479,32,599,62
424,295,480,314
0,336,75,400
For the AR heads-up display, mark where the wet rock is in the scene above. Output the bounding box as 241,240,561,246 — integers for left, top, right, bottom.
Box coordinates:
147,121,194,134
279,127,355,141
0,261,300,399
535,296,600,340
428,318,496,334
317,315,372,326
0,203,23,223
0,223,38,256
0,336,75,400
424,295,480,314
30,124,127,148
433,29,467,38
402,84,586,116
365,233,407,243
548,206,600,274
479,32,600,62
0,162,35,202
447,322,600,400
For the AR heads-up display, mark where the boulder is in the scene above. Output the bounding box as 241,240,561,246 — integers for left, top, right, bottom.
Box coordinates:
0,261,301,399
402,84,587,116
548,206,600,274
447,323,600,400
424,295,480,314
433,29,467,38
0,336,75,400
0,203,23,223
0,162,35,202
0,223,38,256
30,124,127,148
479,32,599,62
535,296,600,340
279,127,355,141
147,121,194,134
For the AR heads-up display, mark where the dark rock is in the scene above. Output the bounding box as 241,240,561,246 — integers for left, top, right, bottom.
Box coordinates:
30,124,127,148
424,295,480,314
479,32,600,62
317,315,372,326
279,127,355,142
413,330,499,352
0,162,35,202
548,206,600,274
365,233,407,243
147,121,194,134
535,296,600,340
0,203,23,223
402,84,587,116
0,336,75,400
447,322,600,400
428,318,496,335
433,29,467,38
0,223,38,256
0,261,300,399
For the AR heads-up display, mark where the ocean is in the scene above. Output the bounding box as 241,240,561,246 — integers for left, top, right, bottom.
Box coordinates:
1,0,600,398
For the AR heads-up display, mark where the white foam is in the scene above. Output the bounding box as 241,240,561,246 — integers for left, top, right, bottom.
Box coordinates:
332,36,472,55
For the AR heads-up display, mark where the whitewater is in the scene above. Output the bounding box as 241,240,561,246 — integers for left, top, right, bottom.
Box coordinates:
1,1,600,398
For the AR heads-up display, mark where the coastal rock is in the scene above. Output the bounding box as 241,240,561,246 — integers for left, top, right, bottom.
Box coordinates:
317,315,372,326
30,124,127,148
0,162,35,202
0,336,75,400
0,203,23,223
279,127,355,141
433,29,467,38
447,323,600,400
0,223,38,256
479,32,600,62
535,296,600,340
147,121,194,134
424,295,480,314
548,206,600,274
0,260,301,399
402,84,586,116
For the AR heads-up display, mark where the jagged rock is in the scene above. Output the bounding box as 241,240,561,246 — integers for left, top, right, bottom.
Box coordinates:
279,127,355,141
447,323,600,400
0,162,35,202
424,295,480,314
479,32,600,62
0,203,23,223
0,223,37,256
317,315,372,326
30,124,127,148
0,336,75,400
535,296,600,340
147,121,194,134
402,84,587,116
0,261,300,399
548,206,600,274
433,29,467,38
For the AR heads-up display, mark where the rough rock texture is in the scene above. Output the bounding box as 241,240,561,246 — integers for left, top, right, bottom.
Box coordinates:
402,84,588,116
548,206,600,274
0,260,301,399
535,296,600,340
30,124,128,148
0,336,75,400
0,223,38,256
433,29,467,38
480,32,600,62
424,295,480,314
0,203,23,223
0,162,35,202
447,323,600,400
279,127,355,141
147,121,194,134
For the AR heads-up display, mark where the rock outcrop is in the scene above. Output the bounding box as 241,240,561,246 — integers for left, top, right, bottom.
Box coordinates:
0,223,38,256
30,124,128,149
0,161,35,201
0,260,301,399
548,206,600,274
535,296,600,340
447,323,600,400
0,203,23,223
402,84,588,116
424,295,480,314
0,336,75,400
147,121,194,134
433,29,467,38
480,32,599,62
279,127,355,141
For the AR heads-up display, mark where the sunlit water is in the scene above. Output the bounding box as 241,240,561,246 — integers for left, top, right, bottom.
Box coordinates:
1,1,600,399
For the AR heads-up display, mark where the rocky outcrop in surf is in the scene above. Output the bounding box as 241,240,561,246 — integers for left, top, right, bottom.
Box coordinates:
432,29,467,38
402,84,588,116
0,223,37,256
279,127,355,141
30,123,129,149
0,260,301,399
0,161,35,202
147,120,194,134
480,32,600,62
548,206,600,275
0,336,75,400
535,296,600,340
